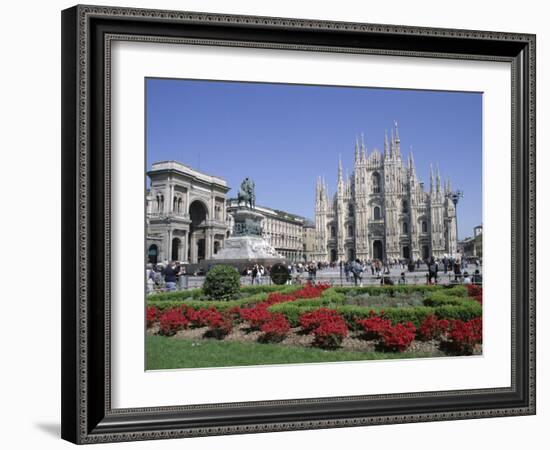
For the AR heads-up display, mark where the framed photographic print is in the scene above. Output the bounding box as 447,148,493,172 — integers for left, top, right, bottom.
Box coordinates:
61,4,536,444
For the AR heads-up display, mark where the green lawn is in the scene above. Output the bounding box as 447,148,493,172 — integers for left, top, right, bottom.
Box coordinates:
146,335,435,370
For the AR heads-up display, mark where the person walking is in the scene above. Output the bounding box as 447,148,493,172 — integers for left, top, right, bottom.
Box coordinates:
453,254,462,282
351,259,364,286
252,264,259,285
344,262,351,283
427,257,438,285
398,272,407,285
162,261,179,292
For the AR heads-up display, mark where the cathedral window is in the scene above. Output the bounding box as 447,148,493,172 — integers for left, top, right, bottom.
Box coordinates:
373,206,381,220
348,204,354,216
348,225,354,237
372,172,381,193
402,222,408,234
402,200,408,213
330,226,336,238
421,221,428,233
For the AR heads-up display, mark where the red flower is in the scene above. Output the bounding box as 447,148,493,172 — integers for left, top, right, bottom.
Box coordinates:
356,316,392,340
203,308,233,339
446,318,482,354
146,306,159,328
467,284,483,304
311,314,348,350
417,315,450,341
299,308,341,333
378,322,416,352
158,308,189,336
260,314,291,343
239,305,273,330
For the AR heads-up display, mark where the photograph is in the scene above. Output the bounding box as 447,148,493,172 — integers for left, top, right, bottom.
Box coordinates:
144,78,484,370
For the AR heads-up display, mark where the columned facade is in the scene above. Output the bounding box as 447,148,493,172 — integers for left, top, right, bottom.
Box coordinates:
146,161,229,264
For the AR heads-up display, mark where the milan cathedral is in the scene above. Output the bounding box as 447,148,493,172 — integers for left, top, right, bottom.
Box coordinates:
313,122,458,263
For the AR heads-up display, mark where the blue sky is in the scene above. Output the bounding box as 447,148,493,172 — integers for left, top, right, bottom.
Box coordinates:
146,78,482,240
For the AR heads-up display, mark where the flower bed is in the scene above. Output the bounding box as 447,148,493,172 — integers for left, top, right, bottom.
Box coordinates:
146,283,482,356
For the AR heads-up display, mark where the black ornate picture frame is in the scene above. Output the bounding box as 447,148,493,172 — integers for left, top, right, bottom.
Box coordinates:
61,4,536,444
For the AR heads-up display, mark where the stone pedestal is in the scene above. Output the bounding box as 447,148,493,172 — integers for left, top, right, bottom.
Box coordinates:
203,207,284,272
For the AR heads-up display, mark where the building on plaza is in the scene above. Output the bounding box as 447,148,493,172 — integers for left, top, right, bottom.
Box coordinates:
146,161,313,265
226,199,307,262
459,224,483,259
146,161,230,265
313,123,458,263
302,220,317,262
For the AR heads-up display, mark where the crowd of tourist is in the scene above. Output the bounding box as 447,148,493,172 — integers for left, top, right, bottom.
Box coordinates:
146,252,482,293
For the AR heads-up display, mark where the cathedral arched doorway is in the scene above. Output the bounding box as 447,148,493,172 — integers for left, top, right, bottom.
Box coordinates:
148,244,158,265
189,200,208,263
421,245,430,260
372,240,383,260
171,238,181,262
347,248,355,262
402,245,410,260
330,249,337,262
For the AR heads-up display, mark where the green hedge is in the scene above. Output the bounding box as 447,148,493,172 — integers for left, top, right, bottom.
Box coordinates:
332,284,444,297
148,292,268,312
148,288,204,302
434,302,482,322
147,285,304,311
268,301,481,329
147,283,299,303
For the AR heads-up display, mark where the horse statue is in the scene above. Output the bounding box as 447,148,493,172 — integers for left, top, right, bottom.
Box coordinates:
237,177,256,209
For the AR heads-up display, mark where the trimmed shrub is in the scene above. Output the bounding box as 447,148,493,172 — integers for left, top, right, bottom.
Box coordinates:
378,322,416,352
148,292,271,313
158,308,189,336
334,284,443,297
203,265,241,300
435,301,482,322
148,288,204,302
423,292,465,307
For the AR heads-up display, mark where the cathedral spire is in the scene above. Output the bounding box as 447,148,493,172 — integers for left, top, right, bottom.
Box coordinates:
394,120,400,143
390,127,395,159
430,164,435,193
337,155,344,195
394,120,401,159
384,129,389,159
436,164,442,193
355,135,360,162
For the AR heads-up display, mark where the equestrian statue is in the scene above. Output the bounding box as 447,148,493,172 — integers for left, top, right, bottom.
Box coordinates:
237,177,256,209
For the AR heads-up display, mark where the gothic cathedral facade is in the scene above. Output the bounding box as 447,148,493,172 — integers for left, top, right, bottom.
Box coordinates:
313,123,458,263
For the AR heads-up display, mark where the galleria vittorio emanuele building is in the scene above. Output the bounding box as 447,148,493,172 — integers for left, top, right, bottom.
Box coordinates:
313,123,458,263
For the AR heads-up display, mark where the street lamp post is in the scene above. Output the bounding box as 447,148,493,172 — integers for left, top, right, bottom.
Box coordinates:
447,189,463,254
